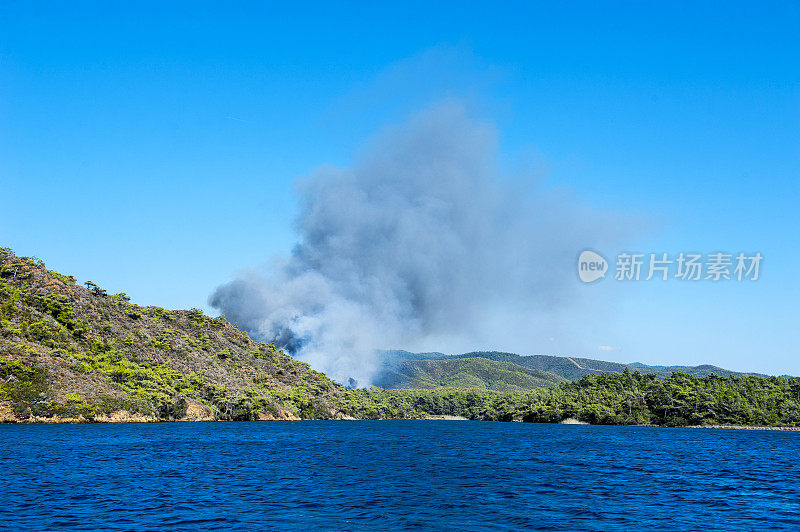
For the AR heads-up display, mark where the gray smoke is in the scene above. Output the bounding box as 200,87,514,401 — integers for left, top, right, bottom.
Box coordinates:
210,103,624,385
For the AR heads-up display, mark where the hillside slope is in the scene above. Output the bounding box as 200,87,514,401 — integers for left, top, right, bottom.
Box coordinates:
460,351,767,379
626,362,765,379
454,351,630,380
0,248,366,422
373,350,766,389
373,357,566,391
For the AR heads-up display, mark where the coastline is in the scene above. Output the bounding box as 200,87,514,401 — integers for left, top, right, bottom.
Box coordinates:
3,400,798,430
3,411,800,431
685,424,800,432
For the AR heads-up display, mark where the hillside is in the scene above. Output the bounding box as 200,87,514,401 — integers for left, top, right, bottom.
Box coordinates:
372,357,566,391
0,248,370,422
453,351,630,380
626,362,765,379
373,350,765,388
451,351,768,380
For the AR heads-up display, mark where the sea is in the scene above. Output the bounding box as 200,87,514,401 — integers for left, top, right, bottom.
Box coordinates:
1,421,799,531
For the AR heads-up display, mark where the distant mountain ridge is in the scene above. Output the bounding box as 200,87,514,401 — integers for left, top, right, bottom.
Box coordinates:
373,355,567,392
376,350,768,390
625,362,766,379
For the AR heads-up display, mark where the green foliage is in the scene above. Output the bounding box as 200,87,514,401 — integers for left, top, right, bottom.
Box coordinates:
84,281,106,297
187,308,204,322
149,337,172,351
215,387,277,420
0,357,50,418
147,306,174,321
0,260,31,280
62,392,96,420
51,272,76,285
380,350,762,383
22,319,70,347
353,371,800,426
382,357,566,391
267,385,335,419
24,293,86,339
69,344,199,416
0,319,22,336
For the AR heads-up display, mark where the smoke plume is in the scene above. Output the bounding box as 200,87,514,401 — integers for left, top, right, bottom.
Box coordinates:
209,104,622,385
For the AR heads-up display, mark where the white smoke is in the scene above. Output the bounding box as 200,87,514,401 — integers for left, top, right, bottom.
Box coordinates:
209,103,626,385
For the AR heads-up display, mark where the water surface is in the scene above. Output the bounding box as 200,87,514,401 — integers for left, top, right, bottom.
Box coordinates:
2,421,799,530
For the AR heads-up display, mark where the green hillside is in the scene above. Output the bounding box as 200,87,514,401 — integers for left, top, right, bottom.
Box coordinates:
626,362,765,379
357,371,800,426
0,248,368,422
375,357,566,391
374,350,765,387
451,351,767,380
453,351,630,380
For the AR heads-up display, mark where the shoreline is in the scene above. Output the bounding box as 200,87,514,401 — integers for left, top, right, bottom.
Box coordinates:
685,424,800,432
2,414,800,431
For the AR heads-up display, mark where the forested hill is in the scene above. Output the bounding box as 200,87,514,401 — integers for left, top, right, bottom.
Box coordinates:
463,351,766,379
373,356,567,391
376,350,765,388
0,248,365,422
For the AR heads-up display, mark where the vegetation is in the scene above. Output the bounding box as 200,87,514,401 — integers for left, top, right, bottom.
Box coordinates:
0,247,350,422
353,371,800,426
375,356,566,391
1,247,797,427
375,350,765,386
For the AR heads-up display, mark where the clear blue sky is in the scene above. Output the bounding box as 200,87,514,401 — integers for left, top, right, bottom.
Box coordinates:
2,2,798,373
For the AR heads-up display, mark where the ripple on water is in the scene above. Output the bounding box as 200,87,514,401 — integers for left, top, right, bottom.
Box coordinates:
1,422,799,531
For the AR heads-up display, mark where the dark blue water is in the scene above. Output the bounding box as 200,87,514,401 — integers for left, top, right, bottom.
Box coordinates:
1,421,799,531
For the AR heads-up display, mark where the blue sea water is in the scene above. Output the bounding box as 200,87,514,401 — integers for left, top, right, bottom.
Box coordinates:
1,421,799,531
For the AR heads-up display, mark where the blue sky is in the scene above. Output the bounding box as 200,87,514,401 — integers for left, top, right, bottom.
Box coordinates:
2,2,798,373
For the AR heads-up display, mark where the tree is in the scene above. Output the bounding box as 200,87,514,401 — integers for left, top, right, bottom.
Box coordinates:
84,281,107,297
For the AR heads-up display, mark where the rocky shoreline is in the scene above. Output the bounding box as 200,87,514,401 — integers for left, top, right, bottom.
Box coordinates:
3,408,799,431
686,424,800,432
